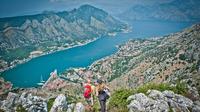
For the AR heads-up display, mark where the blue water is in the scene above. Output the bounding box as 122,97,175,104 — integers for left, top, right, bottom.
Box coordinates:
1,21,194,87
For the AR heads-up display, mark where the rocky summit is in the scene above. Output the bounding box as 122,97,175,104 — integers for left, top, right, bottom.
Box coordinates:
127,89,200,112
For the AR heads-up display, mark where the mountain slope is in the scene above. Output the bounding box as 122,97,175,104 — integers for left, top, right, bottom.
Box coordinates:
0,4,127,71
120,0,200,22
60,23,200,95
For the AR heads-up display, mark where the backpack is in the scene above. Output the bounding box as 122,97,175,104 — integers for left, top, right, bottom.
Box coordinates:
83,84,92,98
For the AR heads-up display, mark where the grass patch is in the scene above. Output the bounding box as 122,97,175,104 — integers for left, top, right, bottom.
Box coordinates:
109,89,133,112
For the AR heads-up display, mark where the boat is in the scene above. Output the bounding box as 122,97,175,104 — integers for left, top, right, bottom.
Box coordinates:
40,75,45,83
37,75,45,86
37,82,44,86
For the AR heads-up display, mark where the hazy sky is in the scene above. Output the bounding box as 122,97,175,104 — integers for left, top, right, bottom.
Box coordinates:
0,0,173,18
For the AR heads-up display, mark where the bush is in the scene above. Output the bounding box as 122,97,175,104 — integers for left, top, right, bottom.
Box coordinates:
172,81,187,96
136,83,173,94
179,54,187,60
109,89,133,112
47,98,55,112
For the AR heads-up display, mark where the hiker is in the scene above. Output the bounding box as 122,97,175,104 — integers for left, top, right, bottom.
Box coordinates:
95,79,110,112
83,79,93,111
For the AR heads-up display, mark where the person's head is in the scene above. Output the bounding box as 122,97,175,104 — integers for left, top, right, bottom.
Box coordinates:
87,79,91,84
97,79,103,85
94,80,98,86
96,79,105,91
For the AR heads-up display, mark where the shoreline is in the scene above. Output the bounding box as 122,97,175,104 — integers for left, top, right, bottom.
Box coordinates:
0,27,131,73
0,37,100,73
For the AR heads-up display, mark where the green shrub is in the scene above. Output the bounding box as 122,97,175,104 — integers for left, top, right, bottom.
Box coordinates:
179,54,187,60
47,98,55,112
172,81,187,96
109,89,133,112
135,83,178,94
16,105,26,112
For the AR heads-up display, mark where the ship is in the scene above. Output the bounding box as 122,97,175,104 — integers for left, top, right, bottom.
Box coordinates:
37,75,45,86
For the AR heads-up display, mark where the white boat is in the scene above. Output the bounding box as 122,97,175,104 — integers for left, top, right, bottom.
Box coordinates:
41,75,45,83
37,75,45,86
37,82,44,86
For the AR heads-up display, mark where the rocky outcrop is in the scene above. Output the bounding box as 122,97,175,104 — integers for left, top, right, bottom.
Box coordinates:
0,92,19,111
127,90,200,112
0,92,47,112
74,102,85,112
50,94,68,112
20,92,47,112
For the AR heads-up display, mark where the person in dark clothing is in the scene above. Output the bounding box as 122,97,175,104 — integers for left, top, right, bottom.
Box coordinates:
95,80,109,112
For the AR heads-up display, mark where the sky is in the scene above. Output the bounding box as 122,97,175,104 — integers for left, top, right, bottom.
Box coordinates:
0,0,173,18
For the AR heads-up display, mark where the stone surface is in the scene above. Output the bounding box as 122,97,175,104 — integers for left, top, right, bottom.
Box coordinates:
74,102,85,112
20,92,47,112
0,92,19,112
127,90,200,112
50,94,68,112
0,92,47,112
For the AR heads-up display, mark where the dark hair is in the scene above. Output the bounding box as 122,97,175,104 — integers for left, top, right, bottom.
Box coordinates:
97,79,103,84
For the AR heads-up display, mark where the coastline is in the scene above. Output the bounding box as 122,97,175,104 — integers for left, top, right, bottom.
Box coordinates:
0,27,131,73
0,37,100,73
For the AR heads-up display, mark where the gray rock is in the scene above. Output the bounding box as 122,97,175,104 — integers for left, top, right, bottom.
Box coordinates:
147,90,165,100
127,92,168,112
74,102,85,112
67,103,75,112
50,94,67,112
193,105,200,112
20,92,47,112
127,90,200,112
0,92,19,111
162,90,175,99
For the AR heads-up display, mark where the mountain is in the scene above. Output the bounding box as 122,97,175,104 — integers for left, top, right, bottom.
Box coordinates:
59,23,200,98
0,4,127,72
1,23,200,112
119,0,200,22
90,23,200,91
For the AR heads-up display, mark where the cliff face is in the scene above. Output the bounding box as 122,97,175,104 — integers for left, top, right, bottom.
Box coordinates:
0,4,127,70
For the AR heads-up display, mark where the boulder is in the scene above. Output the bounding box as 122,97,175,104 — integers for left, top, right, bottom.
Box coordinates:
20,92,47,112
67,103,75,112
147,90,164,100
74,102,85,112
0,92,19,111
127,92,168,112
127,90,200,112
50,94,67,112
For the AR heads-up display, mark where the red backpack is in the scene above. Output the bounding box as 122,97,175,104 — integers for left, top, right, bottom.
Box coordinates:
83,84,92,98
